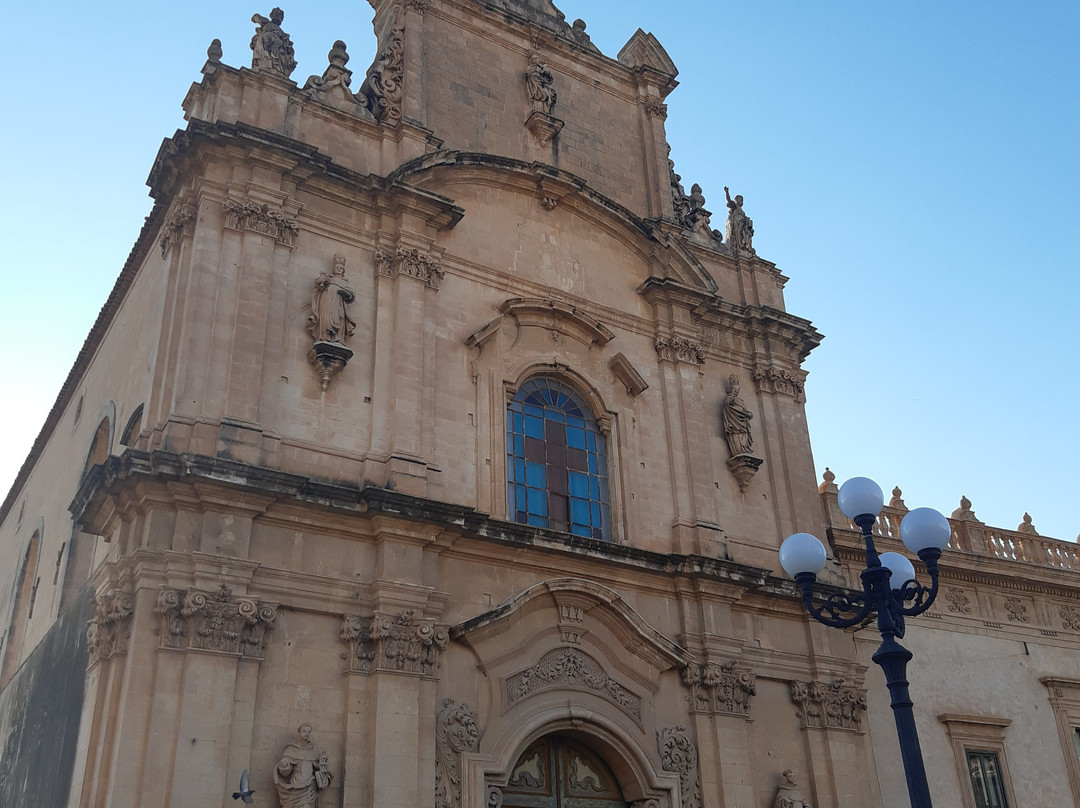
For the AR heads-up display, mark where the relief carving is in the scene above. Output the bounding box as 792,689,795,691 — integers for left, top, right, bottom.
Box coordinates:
752,365,806,403
376,247,445,288
486,785,504,807
250,7,297,79
435,698,479,808
945,587,972,615
682,661,757,716
159,202,197,257
155,584,277,659
790,678,867,731
223,200,300,246
654,335,704,365
656,726,702,808
504,647,642,721
87,589,135,665
371,610,449,675
361,9,405,122
1004,597,1030,623
1061,605,1080,632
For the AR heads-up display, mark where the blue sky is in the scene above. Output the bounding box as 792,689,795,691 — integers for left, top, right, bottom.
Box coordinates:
1,2,1077,540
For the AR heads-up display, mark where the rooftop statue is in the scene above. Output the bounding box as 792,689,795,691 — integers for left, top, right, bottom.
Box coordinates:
724,186,755,254
251,7,297,78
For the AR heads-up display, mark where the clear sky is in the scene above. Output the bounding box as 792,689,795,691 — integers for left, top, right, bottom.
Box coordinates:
1,2,1077,541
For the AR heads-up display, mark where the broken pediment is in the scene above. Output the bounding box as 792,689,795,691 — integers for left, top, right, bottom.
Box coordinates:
617,29,678,83
466,298,615,354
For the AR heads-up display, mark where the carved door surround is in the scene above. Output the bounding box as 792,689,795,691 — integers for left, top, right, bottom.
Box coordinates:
451,577,693,808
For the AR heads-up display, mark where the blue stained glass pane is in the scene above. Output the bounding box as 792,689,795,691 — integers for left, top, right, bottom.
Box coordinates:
569,498,590,524
587,453,597,474
586,431,595,450
527,514,547,527
514,435,524,456
568,471,589,497
570,524,589,537
589,477,599,499
548,410,565,423
524,415,545,438
567,428,586,449
513,412,523,433
526,462,546,488
516,486,527,511
527,488,548,516
515,458,526,481
524,403,544,418
591,502,601,524
567,415,585,428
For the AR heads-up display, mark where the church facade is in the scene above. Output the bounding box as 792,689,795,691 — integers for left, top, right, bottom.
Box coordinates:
2,3,1079,807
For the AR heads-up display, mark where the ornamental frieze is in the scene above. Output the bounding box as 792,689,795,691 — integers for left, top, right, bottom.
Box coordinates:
656,726,702,808
790,677,867,731
223,199,300,246
504,647,642,721
154,584,277,659
682,661,757,717
340,610,448,676
87,589,135,666
654,335,704,365
434,698,479,808
945,586,973,615
375,246,445,289
751,364,806,402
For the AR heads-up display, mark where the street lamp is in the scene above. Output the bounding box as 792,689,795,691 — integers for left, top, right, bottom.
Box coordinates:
778,476,951,808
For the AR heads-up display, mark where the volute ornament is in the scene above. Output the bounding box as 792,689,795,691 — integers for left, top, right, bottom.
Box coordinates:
656,726,702,808
435,698,479,808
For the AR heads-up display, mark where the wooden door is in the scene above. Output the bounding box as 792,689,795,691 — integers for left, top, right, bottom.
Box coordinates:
501,735,628,808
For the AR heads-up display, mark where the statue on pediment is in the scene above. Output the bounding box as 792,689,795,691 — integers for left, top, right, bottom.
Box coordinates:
724,187,755,254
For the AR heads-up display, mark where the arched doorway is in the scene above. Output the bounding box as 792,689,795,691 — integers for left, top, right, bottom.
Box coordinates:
502,734,628,807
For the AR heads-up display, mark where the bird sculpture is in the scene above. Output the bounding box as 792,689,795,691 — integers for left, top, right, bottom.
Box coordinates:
232,769,255,803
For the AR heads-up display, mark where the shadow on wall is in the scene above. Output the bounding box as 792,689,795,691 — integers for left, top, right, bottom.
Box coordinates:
0,582,91,807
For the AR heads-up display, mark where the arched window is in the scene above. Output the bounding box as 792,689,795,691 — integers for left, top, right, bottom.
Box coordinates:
507,378,611,539
1,530,41,686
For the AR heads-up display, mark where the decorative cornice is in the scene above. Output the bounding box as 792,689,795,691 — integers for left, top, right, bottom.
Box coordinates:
87,588,135,666
681,661,757,717
790,678,867,731
505,647,642,721
155,584,277,659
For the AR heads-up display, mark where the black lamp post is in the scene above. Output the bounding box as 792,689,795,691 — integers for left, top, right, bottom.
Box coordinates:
778,476,952,808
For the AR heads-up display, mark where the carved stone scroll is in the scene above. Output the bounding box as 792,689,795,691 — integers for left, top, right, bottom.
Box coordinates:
682,661,757,717
435,698,479,808
656,726,702,808
154,584,277,659
376,247,444,289
87,589,135,666
361,8,405,122
504,647,642,721
654,335,704,366
223,199,300,246
790,678,867,731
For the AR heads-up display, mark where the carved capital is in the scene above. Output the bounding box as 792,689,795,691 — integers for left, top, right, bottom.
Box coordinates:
654,335,704,365
155,584,277,659
223,199,299,246
159,203,197,257
656,726,702,808
641,99,668,120
343,609,449,676
404,0,432,11
790,677,867,731
682,661,757,717
87,589,135,666
435,698,479,808
505,647,642,720
751,364,806,403
376,247,444,289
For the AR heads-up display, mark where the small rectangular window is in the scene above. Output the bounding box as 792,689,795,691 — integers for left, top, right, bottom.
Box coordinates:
966,750,1009,808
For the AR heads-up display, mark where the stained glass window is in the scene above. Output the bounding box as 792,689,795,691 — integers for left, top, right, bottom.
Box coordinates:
507,378,611,539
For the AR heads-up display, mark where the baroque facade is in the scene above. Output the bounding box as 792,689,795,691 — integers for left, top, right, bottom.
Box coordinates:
1,3,1079,807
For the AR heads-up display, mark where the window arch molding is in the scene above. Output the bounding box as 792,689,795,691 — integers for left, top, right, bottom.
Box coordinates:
503,364,622,541
1,520,44,686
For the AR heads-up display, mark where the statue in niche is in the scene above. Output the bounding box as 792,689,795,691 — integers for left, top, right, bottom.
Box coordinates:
722,374,754,456
525,54,558,115
308,253,356,343
773,769,812,808
250,7,297,78
724,187,755,254
274,723,333,807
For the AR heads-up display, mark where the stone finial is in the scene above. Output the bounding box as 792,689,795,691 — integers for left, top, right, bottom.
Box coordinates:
889,486,906,509
274,724,333,805
304,40,362,109
951,495,977,520
250,7,297,78
685,184,713,237
724,186,755,255
1017,513,1038,535
821,467,836,487
207,38,223,64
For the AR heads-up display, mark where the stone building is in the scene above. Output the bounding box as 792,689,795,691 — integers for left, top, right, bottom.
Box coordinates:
1,3,1079,807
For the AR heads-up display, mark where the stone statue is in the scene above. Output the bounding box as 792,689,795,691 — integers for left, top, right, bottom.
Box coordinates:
722,374,754,456
274,723,333,807
250,7,297,78
525,54,557,115
307,253,357,343
724,187,755,254
773,769,811,808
